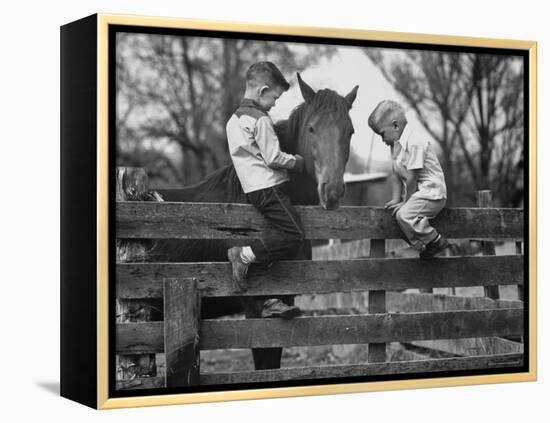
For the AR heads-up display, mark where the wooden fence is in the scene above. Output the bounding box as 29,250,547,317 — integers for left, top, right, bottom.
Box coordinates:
114,168,524,389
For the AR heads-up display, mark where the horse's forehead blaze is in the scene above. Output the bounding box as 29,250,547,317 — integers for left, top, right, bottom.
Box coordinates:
310,110,353,146
294,91,355,175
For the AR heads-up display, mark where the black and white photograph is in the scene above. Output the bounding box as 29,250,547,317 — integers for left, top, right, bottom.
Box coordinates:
112,24,528,396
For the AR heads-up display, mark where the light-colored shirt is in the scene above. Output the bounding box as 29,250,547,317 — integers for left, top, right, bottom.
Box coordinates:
226,99,297,193
392,125,447,200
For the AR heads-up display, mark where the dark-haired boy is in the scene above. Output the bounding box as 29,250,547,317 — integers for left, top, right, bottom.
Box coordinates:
226,62,305,318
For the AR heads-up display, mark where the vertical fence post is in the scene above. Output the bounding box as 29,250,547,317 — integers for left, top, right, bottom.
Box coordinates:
163,278,201,387
477,190,499,300
115,167,162,386
516,242,524,301
368,239,387,362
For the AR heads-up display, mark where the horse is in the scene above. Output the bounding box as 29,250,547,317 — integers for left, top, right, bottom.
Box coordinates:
153,73,359,370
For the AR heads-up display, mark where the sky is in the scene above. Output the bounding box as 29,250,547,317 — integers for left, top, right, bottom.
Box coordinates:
270,45,432,165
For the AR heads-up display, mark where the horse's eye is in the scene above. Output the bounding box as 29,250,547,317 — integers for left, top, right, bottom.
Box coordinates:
309,126,315,133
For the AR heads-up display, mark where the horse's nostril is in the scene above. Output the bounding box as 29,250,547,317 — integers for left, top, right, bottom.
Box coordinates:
325,182,344,201
324,199,340,211
320,182,328,201
318,181,346,209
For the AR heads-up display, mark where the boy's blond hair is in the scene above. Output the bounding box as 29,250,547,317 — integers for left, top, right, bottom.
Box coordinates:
368,100,407,133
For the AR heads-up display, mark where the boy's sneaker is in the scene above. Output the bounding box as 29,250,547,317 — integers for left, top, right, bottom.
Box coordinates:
227,247,250,292
420,235,450,259
261,299,301,319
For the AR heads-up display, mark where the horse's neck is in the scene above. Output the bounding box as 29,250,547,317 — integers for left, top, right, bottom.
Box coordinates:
275,119,319,206
274,120,295,154
171,117,318,206
172,165,247,203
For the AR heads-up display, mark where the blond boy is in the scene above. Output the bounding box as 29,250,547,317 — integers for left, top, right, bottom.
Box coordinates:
368,100,449,258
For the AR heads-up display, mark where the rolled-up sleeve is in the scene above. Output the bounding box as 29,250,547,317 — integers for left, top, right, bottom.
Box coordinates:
405,143,425,170
255,116,296,169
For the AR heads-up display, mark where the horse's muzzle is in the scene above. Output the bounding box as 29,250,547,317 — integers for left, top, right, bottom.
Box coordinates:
319,181,345,210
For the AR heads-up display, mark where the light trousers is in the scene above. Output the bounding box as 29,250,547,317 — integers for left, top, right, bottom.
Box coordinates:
395,195,446,250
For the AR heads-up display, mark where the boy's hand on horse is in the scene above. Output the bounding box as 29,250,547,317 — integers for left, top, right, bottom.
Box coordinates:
293,154,305,172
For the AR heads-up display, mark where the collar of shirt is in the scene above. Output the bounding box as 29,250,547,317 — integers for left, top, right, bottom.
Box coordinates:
240,98,270,114
397,123,413,153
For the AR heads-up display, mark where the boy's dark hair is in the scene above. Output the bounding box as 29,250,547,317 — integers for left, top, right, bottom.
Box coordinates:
246,62,290,91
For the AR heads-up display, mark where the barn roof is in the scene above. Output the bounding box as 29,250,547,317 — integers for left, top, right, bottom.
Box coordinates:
344,172,389,185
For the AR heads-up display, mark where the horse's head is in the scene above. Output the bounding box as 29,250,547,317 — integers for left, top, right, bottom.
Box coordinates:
295,73,358,210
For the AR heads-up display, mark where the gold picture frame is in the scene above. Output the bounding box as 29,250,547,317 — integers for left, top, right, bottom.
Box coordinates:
60,13,537,409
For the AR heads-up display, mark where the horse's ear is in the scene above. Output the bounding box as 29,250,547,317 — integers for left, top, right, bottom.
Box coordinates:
345,85,359,108
297,72,315,103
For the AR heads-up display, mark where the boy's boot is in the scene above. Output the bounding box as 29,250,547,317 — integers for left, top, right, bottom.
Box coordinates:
227,246,250,292
261,299,301,319
420,235,450,259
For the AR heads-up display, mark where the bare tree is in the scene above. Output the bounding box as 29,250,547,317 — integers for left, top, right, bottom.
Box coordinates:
365,49,524,206
116,33,336,186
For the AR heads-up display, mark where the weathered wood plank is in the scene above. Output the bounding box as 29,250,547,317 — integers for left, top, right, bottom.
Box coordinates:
116,309,523,352
478,191,500,300
163,278,200,387
200,309,524,349
116,255,524,299
516,241,524,301
117,322,164,353
386,292,524,313
116,202,524,240
368,239,386,363
115,353,158,382
115,167,161,388
116,167,149,201
199,353,524,385
116,167,155,263
410,336,523,357
298,295,523,318
116,376,165,390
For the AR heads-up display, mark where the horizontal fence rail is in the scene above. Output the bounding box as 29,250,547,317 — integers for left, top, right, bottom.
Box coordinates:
116,202,524,240
117,255,524,298
199,353,524,385
114,188,525,389
116,308,523,353
115,353,524,388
